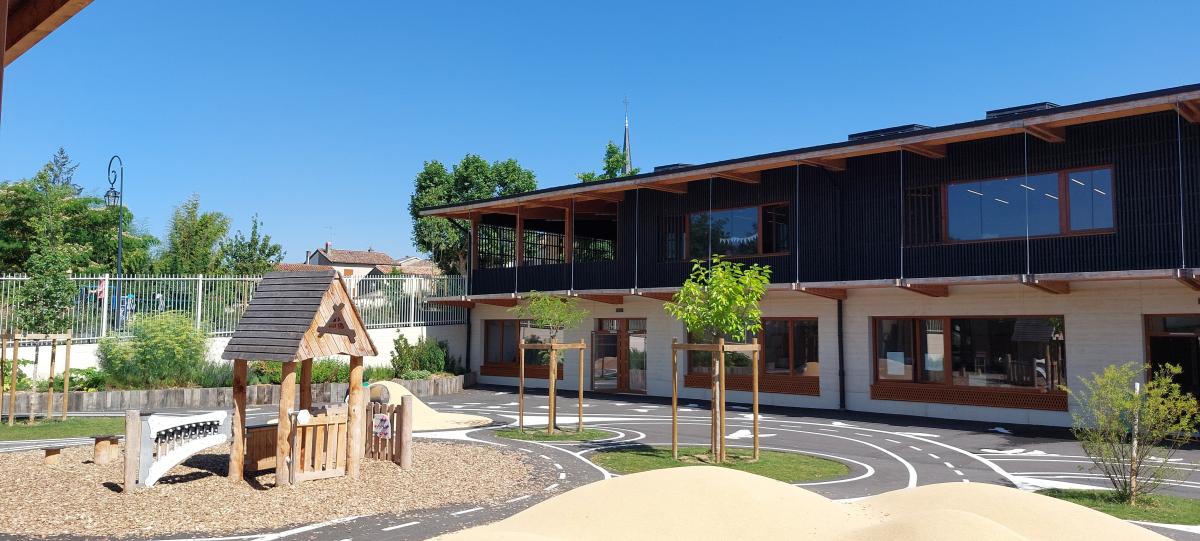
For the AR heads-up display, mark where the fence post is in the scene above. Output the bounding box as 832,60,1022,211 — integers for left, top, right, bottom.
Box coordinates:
399,395,413,470
407,278,418,325
194,275,204,329
124,409,140,491
99,274,110,339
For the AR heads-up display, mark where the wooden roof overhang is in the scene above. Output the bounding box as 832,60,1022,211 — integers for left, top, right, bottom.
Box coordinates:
420,84,1200,220
5,0,91,67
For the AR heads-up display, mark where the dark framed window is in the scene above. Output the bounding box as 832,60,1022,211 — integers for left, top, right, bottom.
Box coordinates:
873,316,1065,391
686,318,817,378
684,202,790,258
945,166,1113,242
661,216,686,262
483,319,523,365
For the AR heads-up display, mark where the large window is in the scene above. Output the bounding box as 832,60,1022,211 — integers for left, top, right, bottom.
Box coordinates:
946,167,1113,242
687,318,817,377
874,316,1065,391
483,319,561,367
684,203,789,259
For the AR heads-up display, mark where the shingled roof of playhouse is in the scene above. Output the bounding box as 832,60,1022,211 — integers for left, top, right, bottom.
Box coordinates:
221,270,377,362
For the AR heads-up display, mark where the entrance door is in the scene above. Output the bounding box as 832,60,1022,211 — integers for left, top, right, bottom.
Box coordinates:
592,318,647,393
1145,315,1200,398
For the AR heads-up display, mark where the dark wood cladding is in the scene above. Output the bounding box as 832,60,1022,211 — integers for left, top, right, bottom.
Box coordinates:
473,110,1200,293
871,383,1068,411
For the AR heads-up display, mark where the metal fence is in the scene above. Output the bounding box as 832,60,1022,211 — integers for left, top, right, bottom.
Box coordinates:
0,273,467,343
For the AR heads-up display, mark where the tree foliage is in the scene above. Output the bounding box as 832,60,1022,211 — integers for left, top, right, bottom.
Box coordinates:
409,154,537,275
508,291,589,341
218,215,285,275
577,141,639,182
1066,362,1200,505
664,256,771,341
97,311,209,388
14,170,81,334
48,147,81,194
157,194,231,275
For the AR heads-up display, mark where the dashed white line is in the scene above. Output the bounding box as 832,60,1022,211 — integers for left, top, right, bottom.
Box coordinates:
819,428,838,432
909,445,923,452
544,483,560,491
885,439,902,444
962,479,971,483
451,507,484,516
929,453,941,460
505,495,532,503
558,472,566,480
539,454,551,460
943,461,955,469
381,521,420,532
553,463,563,470
954,470,964,476
519,448,533,453
854,433,873,438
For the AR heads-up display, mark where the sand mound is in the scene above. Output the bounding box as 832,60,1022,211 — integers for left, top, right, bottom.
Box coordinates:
434,467,1169,541
369,381,491,431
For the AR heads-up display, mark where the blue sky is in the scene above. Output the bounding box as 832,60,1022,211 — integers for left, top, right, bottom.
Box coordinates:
1,1,1198,263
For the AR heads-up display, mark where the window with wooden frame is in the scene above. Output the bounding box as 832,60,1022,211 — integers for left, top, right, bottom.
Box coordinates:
483,319,524,365
683,202,790,259
481,319,564,379
944,166,1113,242
872,316,1066,391
683,317,819,395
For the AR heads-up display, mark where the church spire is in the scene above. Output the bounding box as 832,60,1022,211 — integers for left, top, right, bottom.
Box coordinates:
622,97,632,175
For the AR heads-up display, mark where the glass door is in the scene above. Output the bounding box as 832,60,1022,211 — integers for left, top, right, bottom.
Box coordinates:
627,319,647,393
592,318,647,393
592,321,620,392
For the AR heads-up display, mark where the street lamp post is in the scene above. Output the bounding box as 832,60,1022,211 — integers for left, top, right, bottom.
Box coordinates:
103,156,124,277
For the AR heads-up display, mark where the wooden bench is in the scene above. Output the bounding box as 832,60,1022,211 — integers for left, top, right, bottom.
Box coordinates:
93,435,120,465
43,446,66,466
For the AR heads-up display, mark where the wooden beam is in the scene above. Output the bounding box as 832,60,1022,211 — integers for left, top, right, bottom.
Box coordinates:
276,361,296,487
897,281,949,297
1176,101,1200,124
642,182,688,194
1021,275,1070,294
633,291,675,301
576,191,623,203
475,298,519,307
578,294,623,305
796,158,847,172
1025,123,1066,143
796,287,847,300
901,143,947,159
5,0,90,68
299,358,312,411
712,171,759,184
1175,269,1200,291
563,203,573,265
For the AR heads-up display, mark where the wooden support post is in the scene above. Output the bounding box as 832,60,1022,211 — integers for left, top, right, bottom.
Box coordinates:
94,435,112,465
752,338,760,460
229,359,247,482
123,412,142,488
710,341,719,461
577,343,584,433
44,447,62,465
8,333,16,426
277,361,296,487
399,394,413,470
346,356,364,479
547,341,558,435
60,335,71,420
518,345,525,431
718,337,726,463
299,358,313,412
46,338,57,419
671,338,678,460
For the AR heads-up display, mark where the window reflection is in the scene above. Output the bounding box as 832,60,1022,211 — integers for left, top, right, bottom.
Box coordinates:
948,173,1059,241
1068,169,1113,231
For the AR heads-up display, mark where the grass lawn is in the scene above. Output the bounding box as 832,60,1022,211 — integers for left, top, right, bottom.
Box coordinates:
495,427,615,442
1038,489,1200,524
0,417,125,441
590,445,849,483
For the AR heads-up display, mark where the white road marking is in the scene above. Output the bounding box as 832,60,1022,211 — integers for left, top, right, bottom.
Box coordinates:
853,433,873,438
519,448,533,453
895,431,940,438
494,391,508,395
929,453,941,460
943,461,955,469
539,454,551,460
962,479,971,483
381,521,420,532
954,470,964,476
727,429,775,440
451,507,483,516
885,439,902,444
544,483,560,491
1128,521,1200,535
729,405,748,411
908,446,923,452
253,515,365,540
553,463,563,470
989,426,1012,434
558,472,566,480
819,428,838,432
505,495,531,503
632,408,650,413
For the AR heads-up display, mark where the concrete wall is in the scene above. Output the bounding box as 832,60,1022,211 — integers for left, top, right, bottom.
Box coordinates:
472,279,1200,427
7,325,467,380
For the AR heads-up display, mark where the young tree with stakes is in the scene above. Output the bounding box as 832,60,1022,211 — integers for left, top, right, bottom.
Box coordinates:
664,256,771,462
508,292,589,434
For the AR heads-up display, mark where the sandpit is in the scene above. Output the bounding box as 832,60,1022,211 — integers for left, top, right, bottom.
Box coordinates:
434,467,1169,541
370,380,491,431
1,441,546,538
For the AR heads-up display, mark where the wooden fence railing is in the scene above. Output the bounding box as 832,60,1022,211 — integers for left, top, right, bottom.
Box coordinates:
289,405,349,484
365,397,412,469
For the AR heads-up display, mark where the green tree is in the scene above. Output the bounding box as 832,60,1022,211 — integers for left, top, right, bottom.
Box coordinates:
664,255,772,341
218,215,285,275
156,194,230,274
97,311,209,388
14,170,81,334
508,291,589,342
48,147,81,194
1066,362,1200,505
577,141,639,182
409,154,537,275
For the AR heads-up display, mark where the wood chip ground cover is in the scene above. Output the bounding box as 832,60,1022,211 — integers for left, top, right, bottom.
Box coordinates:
1,441,547,538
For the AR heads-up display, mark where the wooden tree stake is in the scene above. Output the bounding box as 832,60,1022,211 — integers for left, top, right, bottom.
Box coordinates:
7,333,16,426
45,339,57,419
547,341,558,435
718,337,727,463
752,337,760,460
577,343,584,433
60,334,72,420
671,338,678,460
518,345,525,431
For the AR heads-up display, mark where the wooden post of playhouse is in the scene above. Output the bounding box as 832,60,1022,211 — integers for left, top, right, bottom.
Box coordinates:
752,337,760,460
8,332,17,426
46,337,57,419
229,359,247,482
299,358,313,411
671,338,678,460
718,337,727,463
710,341,718,461
123,409,140,491
399,394,413,470
60,333,72,420
276,361,296,487
577,342,584,433
346,355,365,479
518,344,525,430
547,339,558,434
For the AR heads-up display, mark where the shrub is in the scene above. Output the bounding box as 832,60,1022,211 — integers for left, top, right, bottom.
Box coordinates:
248,360,281,385
0,359,34,391
310,358,349,383
195,362,233,388
1066,362,1200,505
391,335,446,374
364,366,395,382
390,335,417,374
399,369,432,380
44,367,107,392
98,312,208,389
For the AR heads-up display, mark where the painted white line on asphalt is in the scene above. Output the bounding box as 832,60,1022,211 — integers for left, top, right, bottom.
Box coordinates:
155,534,261,541
854,433,873,438
885,439,902,444
519,448,533,453
954,470,964,476
505,495,531,503
539,454,551,460
943,461,955,469
909,445,923,452
1128,520,1200,535
451,507,483,516
253,515,365,541
929,453,941,460
962,479,970,483
544,483,559,491
558,472,566,480
819,428,838,432
381,521,420,532
553,463,563,470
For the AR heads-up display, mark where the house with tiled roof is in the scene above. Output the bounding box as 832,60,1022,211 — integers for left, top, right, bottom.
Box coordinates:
304,242,396,278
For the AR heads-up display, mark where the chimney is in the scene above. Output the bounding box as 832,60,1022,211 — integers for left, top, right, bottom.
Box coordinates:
305,250,311,263
324,241,331,253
